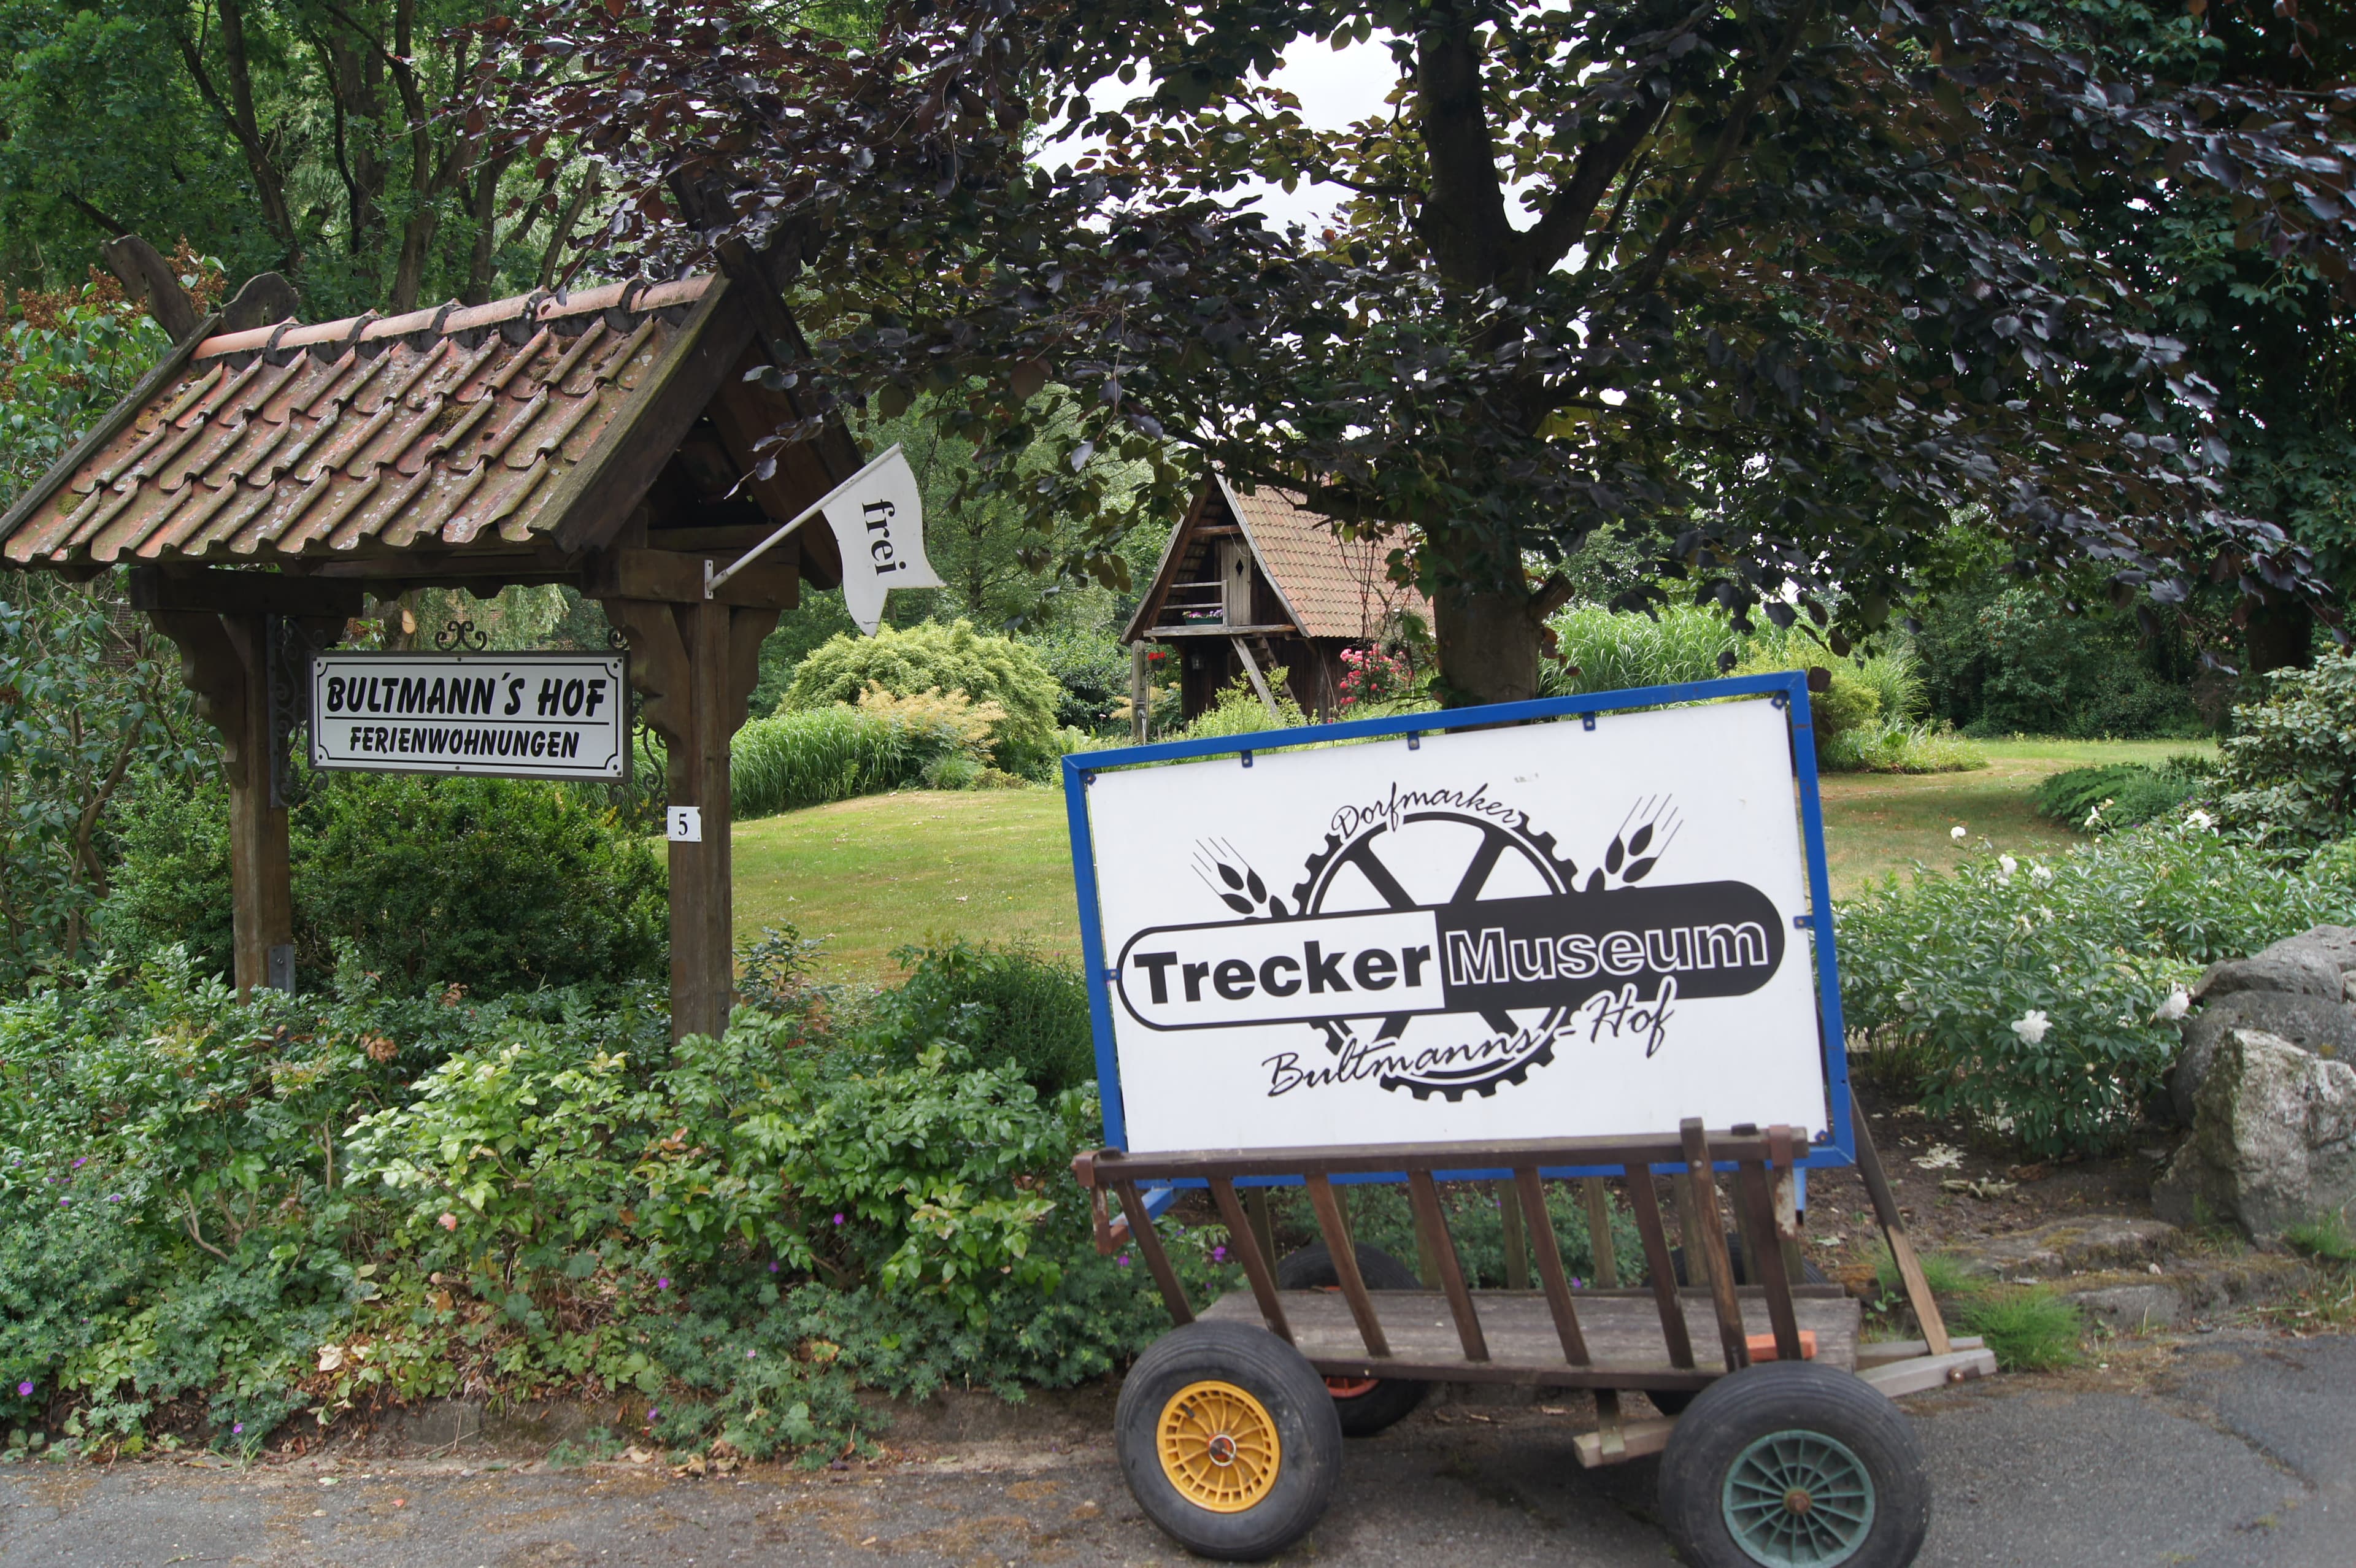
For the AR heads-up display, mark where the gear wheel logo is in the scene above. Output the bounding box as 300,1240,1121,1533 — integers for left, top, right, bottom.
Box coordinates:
1242,799,1680,1101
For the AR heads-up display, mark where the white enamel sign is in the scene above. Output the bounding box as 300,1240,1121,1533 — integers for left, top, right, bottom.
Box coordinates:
309,652,628,781
1079,698,1827,1154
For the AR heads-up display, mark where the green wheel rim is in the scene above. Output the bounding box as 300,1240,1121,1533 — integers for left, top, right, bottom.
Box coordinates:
1720,1428,1877,1567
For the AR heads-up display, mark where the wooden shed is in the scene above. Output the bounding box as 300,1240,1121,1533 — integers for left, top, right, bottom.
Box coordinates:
1122,475,1429,720
0,238,863,1039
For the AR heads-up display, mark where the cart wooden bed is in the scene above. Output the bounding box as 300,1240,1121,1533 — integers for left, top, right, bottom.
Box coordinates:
1074,1112,1993,1563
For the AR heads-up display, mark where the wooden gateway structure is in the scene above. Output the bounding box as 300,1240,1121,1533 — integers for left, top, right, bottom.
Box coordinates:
0,236,865,1039
1122,475,1431,723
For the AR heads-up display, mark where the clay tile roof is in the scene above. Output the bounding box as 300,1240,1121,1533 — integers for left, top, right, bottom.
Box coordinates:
1215,477,1428,641
1,275,723,567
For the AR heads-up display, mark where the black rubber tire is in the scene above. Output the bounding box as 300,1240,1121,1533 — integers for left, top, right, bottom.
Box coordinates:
1115,1320,1343,1561
1274,1242,1428,1436
1657,1362,1931,1568
1646,1234,1831,1417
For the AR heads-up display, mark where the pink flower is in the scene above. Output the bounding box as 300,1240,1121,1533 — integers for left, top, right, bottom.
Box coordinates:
437,1213,458,1231
15,1382,30,1397
656,1277,671,1289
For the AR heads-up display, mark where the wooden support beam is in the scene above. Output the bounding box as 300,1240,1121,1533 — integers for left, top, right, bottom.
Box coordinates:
1407,1170,1488,1362
584,547,800,609
1305,1175,1389,1358
1681,1120,1752,1375
1514,1167,1590,1366
599,595,779,1041
128,565,366,620
1209,1177,1292,1342
148,609,291,995
1583,1177,1620,1289
1113,1181,1193,1325
1623,1171,1695,1370
1853,1107,1952,1355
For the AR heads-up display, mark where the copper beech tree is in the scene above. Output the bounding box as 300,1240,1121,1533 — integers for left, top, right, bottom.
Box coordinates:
473,0,2355,704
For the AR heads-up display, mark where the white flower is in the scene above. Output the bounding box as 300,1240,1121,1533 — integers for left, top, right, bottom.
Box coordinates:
2011,1010,2052,1045
1950,825,1968,840
2154,986,2192,1023
1999,854,2018,879
2084,806,2103,829
317,1343,347,1373
2187,809,2215,832
2030,863,2053,884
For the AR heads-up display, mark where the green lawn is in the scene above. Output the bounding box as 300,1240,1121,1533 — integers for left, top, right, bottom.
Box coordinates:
733,737,2212,982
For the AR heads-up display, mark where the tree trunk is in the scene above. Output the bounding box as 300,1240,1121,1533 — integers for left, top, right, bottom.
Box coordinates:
2246,597,2314,675
1433,583,1546,707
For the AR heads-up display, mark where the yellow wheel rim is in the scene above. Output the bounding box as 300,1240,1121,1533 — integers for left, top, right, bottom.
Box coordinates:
1157,1380,1282,1513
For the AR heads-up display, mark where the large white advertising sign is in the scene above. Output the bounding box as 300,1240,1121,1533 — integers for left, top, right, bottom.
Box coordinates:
309,652,628,781
1082,698,1827,1153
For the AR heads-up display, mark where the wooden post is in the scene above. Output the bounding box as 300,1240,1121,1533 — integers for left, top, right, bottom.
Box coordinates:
604,592,782,1042
148,609,291,996
1582,1177,1620,1288
1498,1180,1531,1291
1130,642,1150,744
673,599,735,1039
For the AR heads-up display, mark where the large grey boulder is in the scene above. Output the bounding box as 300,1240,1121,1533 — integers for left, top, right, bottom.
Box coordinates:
2171,990,2356,1125
2193,940,2346,1004
2154,1028,2356,1243
2287,924,2356,974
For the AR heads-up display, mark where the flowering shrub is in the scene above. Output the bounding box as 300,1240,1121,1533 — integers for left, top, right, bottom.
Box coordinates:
1838,820,2356,1156
1336,644,1414,709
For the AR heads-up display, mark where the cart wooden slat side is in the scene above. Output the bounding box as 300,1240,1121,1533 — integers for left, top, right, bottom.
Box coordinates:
1074,1112,1993,1477
1195,1288,1861,1390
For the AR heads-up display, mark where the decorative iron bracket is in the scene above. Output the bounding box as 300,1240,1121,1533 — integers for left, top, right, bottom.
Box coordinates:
266,613,340,809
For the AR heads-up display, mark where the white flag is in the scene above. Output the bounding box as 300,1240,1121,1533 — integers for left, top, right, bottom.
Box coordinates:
820,444,940,634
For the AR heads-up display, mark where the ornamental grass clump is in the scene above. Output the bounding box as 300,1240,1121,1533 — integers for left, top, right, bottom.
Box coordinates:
1837,819,2356,1156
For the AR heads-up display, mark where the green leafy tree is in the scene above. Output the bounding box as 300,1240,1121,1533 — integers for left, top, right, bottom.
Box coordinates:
0,575,207,987
477,0,2349,709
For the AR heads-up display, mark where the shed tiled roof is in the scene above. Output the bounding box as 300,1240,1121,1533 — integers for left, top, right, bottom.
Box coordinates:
2,275,720,567
1217,478,1428,641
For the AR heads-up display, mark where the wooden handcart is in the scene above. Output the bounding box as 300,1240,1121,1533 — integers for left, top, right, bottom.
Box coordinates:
1074,1114,1994,1567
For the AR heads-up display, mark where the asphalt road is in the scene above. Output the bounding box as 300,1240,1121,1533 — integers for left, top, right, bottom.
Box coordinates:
2,1330,2348,1568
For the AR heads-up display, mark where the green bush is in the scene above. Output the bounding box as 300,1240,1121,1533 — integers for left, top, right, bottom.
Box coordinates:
730,707,942,818
1022,627,1134,732
2033,759,2206,835
1280,1178,1647,1289
1733,646,1881,743
2211,651,2356,848
1175,672,1310,739
1916,583,2202,739
859,940,1096,1097
1823,720,1985,774
0,948,1235,1458
1545,603,1743,694
1838,820,2356,1155
781,621,1062,775
100,772,667,993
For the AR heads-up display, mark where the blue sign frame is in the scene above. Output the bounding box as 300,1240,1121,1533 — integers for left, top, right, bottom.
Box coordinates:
1060,670,1855,1183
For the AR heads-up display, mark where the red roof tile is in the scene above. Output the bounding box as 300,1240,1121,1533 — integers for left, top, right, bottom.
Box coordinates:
1218,478,1428,640
2,276,727,568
